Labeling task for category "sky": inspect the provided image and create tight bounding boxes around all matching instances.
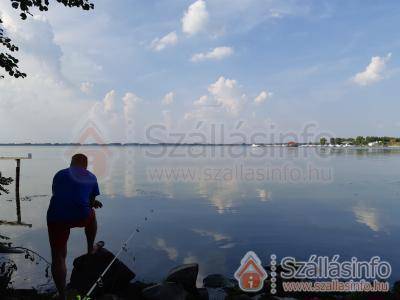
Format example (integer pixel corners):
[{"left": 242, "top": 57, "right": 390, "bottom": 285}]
[{"left": 0, "top": 0, "right": 400, "bottom": 143}]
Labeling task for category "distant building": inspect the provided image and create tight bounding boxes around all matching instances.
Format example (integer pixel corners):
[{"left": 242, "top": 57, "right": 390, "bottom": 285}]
[
  {"left": 368, "top": 141, "right": 381, "bottom": 147},
  {"left": 287, "top": 141, "right": 299, "bottom": 147}
]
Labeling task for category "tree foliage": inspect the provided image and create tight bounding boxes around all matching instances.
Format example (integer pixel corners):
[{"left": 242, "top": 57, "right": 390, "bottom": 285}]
[
  {"left": 0, "top": 0, "right": 94, "bottom": 78},
  {"left": 0, "top": 172, "right": 13, "bottom": 195},
  {"left": 326, "top": 136, "right": 400, "bottom": 146}
]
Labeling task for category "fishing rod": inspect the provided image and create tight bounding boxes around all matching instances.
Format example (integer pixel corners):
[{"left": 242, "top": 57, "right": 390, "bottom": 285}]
[{"left": 84, "top": 209, "right": 154, "bottom": 299}]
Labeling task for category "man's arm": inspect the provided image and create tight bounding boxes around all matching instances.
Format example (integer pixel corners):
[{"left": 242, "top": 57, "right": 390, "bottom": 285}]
[
  {"left": 52, "top": 172, "right": 59, "bottom": 195},
  {"left": 90, "top": 196, "right": 103, "bottom": 209},
  {"left": 90, "top": 178, "right": 102, "bottom": 209}
]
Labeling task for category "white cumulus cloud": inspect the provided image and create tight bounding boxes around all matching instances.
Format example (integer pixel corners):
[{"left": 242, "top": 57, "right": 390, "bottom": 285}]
[
  {"left": 208, "top": 76, "right": 245, "bottom": 115},
  {"left": 191, "top": 46, "right": 234, "bottom": 62},
  {"left": 103, "top": 90, "right": 116, "bottom": 113},
  {"left": 80, "top": 81, "right": 94, "bottom": 94},
  {"left": 162, "top": 91, "right": 175, "bottom": 105},
  {"left": 254, "top": 90, "right": 272, "bottom": 104},
  {"left": 123, "top": 92, "right": 141, "bottom": 121},
  {"left": 182, "top": 0, "right": 209, "bottom": 35},
  {"left": 0, "top": 6, "right": 93, "bottom": 142},
  {"left": 185, "top": 76, "right": 246, "bottom": 120},
  {"left": 352, "top": 53, "right": 392, "bottom": 86},
  {"left": 150, "top": 31, "right": 178, "bottom": 51},
  {"left": 89, "top": 91, "right": 142, "bottom": 142},
  {"left": 162, "top": 110, "right": 173, "bottom": 129}
]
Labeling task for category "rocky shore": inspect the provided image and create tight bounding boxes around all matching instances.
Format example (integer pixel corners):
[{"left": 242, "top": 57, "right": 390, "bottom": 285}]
[{"left": 2, "top": 247, "right": 400, "bottom": 300}]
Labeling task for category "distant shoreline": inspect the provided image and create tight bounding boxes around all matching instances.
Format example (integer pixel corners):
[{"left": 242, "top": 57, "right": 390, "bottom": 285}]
[{"left": 1, "top": 143, "right": 400, "bottom": 147}]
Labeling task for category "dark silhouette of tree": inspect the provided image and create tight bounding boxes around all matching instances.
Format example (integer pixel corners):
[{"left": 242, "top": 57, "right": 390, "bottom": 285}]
[{"left": 0, "top": 0, "right": 94, "bottom": 79}]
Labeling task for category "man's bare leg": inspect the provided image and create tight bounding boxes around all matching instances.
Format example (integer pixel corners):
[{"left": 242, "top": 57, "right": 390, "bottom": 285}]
[
  {"left": 51, "top": 246, "right": 67, "bottom": 300},
  {"left": 85, "top": 213, "right": 97, "bottom": 254}
]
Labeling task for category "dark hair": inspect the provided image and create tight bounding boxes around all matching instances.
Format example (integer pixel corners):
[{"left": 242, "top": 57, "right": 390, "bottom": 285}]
[{"left": 70, "top": 153, "right": 88, "bottom": 168}]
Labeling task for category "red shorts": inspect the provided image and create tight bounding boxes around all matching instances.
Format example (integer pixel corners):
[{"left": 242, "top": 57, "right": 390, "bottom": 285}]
[{"left": 48, "top": 209, "right": 96, "bottom": 251}]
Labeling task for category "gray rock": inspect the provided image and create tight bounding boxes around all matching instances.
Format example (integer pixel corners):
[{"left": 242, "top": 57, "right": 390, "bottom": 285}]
[
  {"left": 69, "top": 247, "right": 135, "bottom": 297},
  {"left": 165, "top": 263, "right": 199, "bottom": 294},
  {"left": 142, "top": 282, "right": 188, "bottom": 300},
  {"left": 203, "top": 274, "right": 236, "bottom": 289},
  {"left": 197, "top": 287, "right": 209, "bottom": 300},
  {"left": 206, "top": 288, "right": 227, "bottom": 300}
]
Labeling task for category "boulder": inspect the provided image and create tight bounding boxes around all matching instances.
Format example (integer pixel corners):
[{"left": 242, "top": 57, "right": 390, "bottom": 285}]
[
  {"left": 205, "top": 288, "right": 227, "bottom": 300},
  {"left": 197, "top": 287, "right": 209, "bottom": 300},
  {"left": 69, "top": 247, "right": 135, "bottom": 297},
  {"left": 165, "top": 263, "right": 199, "bottom": 294},
  {"left": 142, "top": 282, "right": 188, "bottom": 300},
  {"left": 118, "top": 281, "right": 154, "bottom": 299}
]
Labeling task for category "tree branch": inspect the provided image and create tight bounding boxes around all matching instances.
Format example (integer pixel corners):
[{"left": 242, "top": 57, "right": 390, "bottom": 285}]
[{"left": 0, "top": 0, "right": 94, "bottom": 78}]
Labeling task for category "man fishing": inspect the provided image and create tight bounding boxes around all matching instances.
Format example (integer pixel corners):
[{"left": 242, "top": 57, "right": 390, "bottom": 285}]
[{"left": 47, "top": 153, "right": 103, "bottom": 299}]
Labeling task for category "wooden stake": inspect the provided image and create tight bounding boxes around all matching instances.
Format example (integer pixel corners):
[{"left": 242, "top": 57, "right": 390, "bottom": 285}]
[{"left": 15, "top": 159, "right": 21, "bottom": 223}]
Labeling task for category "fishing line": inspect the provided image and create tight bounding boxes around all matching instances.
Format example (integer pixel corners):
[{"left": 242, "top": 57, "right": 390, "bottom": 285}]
[
  {"left": 14, "top": 247, "right": 51, "bottom": 266},
  {"left": 16, "top": 246, "right": 53, "bottom": 286},
  {"left": 85, "top": 209, "right": 155, "bottom": 298}
]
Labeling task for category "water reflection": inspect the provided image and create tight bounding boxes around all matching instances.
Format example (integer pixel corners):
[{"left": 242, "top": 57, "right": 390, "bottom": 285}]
[
  {"left": 1, "top": 146, "right": 400, "bottom": 288},
  {"left": 257, "top": 189, "right": 271, "bottom": 202},
  {"left": 0, "top": 157, "right": 32, "bottom": 228},
  {"left": 353, "top": 205, "right": 381, "bottom": 233},
  {"left": 155, "top": 238, "right": 178, "bottom": 261},
  {"left": 0, "top": 197, "right": 32, "bottom": 228}
]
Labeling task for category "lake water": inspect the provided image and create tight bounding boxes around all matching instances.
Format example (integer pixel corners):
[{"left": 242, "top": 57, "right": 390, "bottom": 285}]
[{"left": 1, "top": 145, "right": 400, "bottom": 289}]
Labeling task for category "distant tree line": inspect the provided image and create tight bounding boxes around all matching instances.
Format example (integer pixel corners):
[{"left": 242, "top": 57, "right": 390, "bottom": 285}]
[{"left": 319, "top": 136, "right": 400, "bottom": 146}]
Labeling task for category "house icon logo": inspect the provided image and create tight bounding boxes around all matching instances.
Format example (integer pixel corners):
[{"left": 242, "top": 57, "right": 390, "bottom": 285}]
[
  {"left": 234, "top": 251, "right": 268, "bottom": 292},
  {"left": 64, "top": 120, "right": 112, "bottom": 182}
]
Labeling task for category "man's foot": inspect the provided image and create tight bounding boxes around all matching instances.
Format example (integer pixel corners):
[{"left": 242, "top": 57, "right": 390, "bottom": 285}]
[{"left": 88, "top": 241, "right": 105, "bottom": 254}]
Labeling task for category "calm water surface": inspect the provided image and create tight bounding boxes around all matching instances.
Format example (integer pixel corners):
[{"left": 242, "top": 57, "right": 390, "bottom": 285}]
[{"left": 1, "top": 146, "right": 400, "bottom": 288}]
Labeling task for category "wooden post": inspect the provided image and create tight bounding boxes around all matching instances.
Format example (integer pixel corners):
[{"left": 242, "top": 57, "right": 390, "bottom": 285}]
[
  {"left": 0, "top": 154, "right": 32, "bottom": 227},
  {"left": 15, "top": 159, "right": 21, "bottom": 223}
]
